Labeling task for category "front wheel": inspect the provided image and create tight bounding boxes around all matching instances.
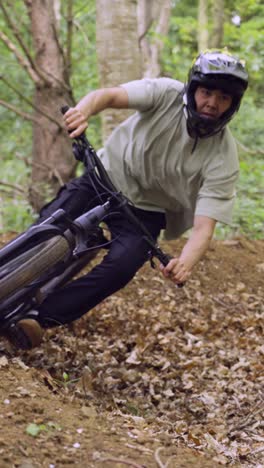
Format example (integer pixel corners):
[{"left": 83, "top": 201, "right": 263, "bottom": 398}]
[{"left": 0, "top": 235, "right": 71, "bottom": 303}]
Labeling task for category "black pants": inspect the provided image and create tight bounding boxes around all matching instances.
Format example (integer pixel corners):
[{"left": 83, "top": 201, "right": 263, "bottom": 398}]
[{"left": 36, "top": 170, "right": 166, "bottom": 328}]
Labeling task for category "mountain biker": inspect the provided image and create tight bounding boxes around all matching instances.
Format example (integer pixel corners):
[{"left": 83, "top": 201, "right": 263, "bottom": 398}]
[{"left": 3, "top": 49, "right": 248, "bottom": 350}]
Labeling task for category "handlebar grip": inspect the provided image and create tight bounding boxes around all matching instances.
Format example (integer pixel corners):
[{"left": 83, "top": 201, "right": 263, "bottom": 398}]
[
  {"left": 160, "top": 252, "right": 173, "bottom": 266},
  {"left": 161, "top": 253, "right": 185, "bottom": 289},
  {"left": 61, "top": 105, "right": 70, "bottom": 115},
  {"left": 60, "top": 105, "right": 87, "bottom": 144},
  {"left": 155, "top": 251, "right": 184, "bottom": 288}
]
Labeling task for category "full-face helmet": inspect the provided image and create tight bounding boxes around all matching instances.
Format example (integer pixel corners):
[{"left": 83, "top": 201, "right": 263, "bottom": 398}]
[{"left": 183, "top": 49, "right": 248, "bottom": 137}]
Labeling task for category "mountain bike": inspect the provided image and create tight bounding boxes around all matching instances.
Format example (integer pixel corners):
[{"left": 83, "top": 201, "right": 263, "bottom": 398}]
[{"left": 0, "top": 106, "right": 181, "bottom": 342}]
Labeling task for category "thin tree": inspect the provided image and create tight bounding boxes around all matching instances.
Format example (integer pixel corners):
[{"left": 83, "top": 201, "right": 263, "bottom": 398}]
[
  {"left": 210, "top": 0, "right": 225, "bottom": 48},
  {"left": 96, "top": 0, "right": 142, "bottom": 141},
  {"left": 197, "top": 0, "right": 209, "bottom": 52},
  {"left": 137, "top": 0, "right": 171, "bottom": 78}
]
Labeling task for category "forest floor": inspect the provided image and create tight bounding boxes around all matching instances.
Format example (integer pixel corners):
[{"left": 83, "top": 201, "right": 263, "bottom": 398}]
[{"left": 0, "top": 234, "right": 263, "bottom": 468}]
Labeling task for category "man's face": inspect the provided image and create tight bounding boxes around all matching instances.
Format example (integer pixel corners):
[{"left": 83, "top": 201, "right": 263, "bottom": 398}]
[{"left": 194, "top": 86, "right": 232, "bottom": 119}]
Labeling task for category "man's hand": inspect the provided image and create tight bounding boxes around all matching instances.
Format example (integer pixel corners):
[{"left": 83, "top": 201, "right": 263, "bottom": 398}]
[
  {"left": 63, "top": 108, "right": 88, "bottom": 138},
  {"left": 160, "top": 215, "right": 216, "bottom": 285},
  {"left": 63, "top": 87, "right": 129, "bottom": 139},
  {"left": 160, "top": 257, "right": 191, "bottom": 284}
]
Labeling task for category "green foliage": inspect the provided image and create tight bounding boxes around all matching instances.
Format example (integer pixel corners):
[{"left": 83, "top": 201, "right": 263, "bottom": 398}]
[
  {"left": 234, "top": 155, "right": 263, "bottom": 238},
  {"left": 0, "top": 0, "right": 263, "bottom": 239},
  {"left": 1, "top": 200, "right": 35, "bottom": 232},
  {"left": 26, "top": 423, "right": 45, "bottom": 437},
  {"left": 216, "top": 154, "right": 264, "bottom": 239},
  {"left": 162, "top": 1, "right": 200, "bottom": 81},
  {"left": 53, "top": 371, "right": 80, "bottom": 388},
  {"left": 230, "top": 95, "right": 264, "bottom": 149},
  {"left": 26, "top": 421, "right": 61, "bottom": 438},
  {"left": 224, "top": 3, "right": 264, "bottom": 104},
  {"left": 162, "top": 15, "right": 197, "bottom": 81},
  {"left": 0, "top": 158, "right": 36, "bottom": 231}
]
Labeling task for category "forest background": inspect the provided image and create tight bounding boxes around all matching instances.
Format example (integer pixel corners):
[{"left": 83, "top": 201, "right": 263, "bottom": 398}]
[{"left": 0, "top": 0, "right": 263, "bottom": 239}]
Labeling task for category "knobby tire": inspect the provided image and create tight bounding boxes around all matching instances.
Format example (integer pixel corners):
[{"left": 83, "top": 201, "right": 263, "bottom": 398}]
[{"left": 0, "top": 236, "right": 70, "bottom": 303}]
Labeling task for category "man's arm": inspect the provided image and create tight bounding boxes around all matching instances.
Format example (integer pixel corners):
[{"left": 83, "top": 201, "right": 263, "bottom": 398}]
[
  {"left": 64, "top": 87, "right": 129, "bottom": 138},
  {"left": 160, "top": 215, "right": 216, "bottom": 284}
]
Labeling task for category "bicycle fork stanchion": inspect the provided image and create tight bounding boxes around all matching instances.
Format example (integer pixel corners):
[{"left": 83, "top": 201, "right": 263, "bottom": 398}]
[
  {"left": 70, "top": 201, "right": 111, "bottom": 256},
  {"left": 73, "top": 201, "right": 110, "bottom": 233}
]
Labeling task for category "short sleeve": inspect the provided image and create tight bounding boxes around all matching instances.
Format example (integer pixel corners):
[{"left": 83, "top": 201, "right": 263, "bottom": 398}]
[
  {"left": 195, "top": 130, "right": 239, "bottom": 225},
  {"left": 120, "top": 78, "right": 183, "bottom": 112}
]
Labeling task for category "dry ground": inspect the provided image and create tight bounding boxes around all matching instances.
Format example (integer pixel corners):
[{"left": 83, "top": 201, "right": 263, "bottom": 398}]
[{"left": 0, "top": 235, "right": 263, "bottom": 468}]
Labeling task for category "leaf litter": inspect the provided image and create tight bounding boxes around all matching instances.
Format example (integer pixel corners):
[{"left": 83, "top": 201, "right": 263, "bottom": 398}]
[{"left": 0, "top": 236, "right": 263, "bottom": 467}]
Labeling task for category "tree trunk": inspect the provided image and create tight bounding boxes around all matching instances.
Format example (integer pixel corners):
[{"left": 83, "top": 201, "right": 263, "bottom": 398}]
[
  {"left": 29, "top": 0, "right": 75, "bottom": 211},
  {"left": 96, "top": 0, "right": 142, "bottom": 141},
  {"left": 210, "top": 0, "right": 225, "bottom": 48},
  {"left": 197, "top": 0, "right": 209, "bottom": 52},
  {"left": 137, "top": 0, "right": 171, "bottom": 78}
]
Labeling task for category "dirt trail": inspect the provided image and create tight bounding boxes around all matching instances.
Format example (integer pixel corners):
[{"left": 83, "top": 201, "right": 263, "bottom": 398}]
[{"left": 0, "top": 236, "right": 263, "bottom": 467}]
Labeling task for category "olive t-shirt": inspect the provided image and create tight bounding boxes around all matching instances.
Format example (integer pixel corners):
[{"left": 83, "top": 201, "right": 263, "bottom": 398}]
[{"left": 99, "top": 78, "right": 239, "bottom": 239}]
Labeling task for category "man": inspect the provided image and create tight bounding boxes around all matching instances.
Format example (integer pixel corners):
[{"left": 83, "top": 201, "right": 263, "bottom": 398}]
[{"left": 5, "top": 50, "right": 248, "bottom": 349}]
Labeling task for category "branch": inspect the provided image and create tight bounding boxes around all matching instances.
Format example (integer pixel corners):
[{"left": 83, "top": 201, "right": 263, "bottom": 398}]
[
  {"left": 228, "top": 402, "right": 264, "bottom": 435},
  {"left": 16, "top": 148, "right": 70, "bottom": 189},
  {"left": 0, "top": 29, "right": 69, "bottom": 95},
  {"left": 0, "top": 99, "right": 67, "bottom": 146},
  {"left": 138, "top": 1, "right": 171, "bottom": 78},
  {"left": 22, "top": 0, "right": 32, "bottom": 8},
  {"left": 1, "top": 2, "right": 72, "bottom": 93},
  {"left": 0, "top": 30, "right": 40, "bottom": 83},
  {"left": 0, "top": 1, "right": 45, "bottom": 83},
  {"left": 19, "top": 151, "right": 66, "bottom": 188},
  {"left": 50, "top": 23, "right": 73, "bottom": 96},
  {"left": 4, "top": 0, "right": 29, "bottom": 34},
  {"left": 0, "top": 1, "right": 65, "bottom": 87},
  {"left": 51, "top": 23, "right": 67, "bottom": 71},
  {"left": 154, "top": 447, "right": 175, "bottom": 468},
  {"left": 138, "top": 0, "right": 154, "bottom": 45},
  {"left": 0, "top": 181, "right": 26, "bottom": 195},
  {"left": 0, "top": 99, "right": 41, "bottom": 124},
  {"left": 31, "top": 159, "right": 65, "bottom": 187},
  {"left": 5, "top": 0, "right": 32, "bottom": 39},
  {"left": 72, "top": 19, "right": 90, "bottom": 47},
  {"left": 0, "top": 76, "right": 64, "bottom": 130},
  {"left": 236, "top": 139, "right": 264, "bottom": 155},
  {"left": 66, "top": 0, "right": 74, "bottom": 78}
]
